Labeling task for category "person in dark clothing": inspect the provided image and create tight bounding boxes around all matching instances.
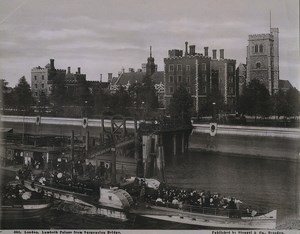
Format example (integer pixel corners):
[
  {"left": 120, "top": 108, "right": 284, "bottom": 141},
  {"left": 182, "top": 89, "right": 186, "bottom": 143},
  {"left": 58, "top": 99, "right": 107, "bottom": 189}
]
[{"left": 228, "top": 197, "right": 237, "bottom": 218}]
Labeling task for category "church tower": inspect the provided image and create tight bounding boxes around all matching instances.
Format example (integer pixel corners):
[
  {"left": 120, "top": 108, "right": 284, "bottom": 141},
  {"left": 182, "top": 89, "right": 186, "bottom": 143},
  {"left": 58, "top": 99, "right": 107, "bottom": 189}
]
[
  {"left": 146, "top": 46, "right": 156, "bottom": 77},
  {"left": 246, "top": 25, "right": 279, "bottom": 95}
]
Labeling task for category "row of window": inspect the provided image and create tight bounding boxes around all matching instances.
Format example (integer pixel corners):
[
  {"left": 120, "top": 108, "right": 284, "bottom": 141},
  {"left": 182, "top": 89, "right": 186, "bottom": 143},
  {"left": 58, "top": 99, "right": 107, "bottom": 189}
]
[
  {"left": 168, "top": 63, "right": 207, "bottom": 72},
  {"left": 168, "top": 86, "right": 235, "bottom": 95},
  {"left": 34, "top": 75, "right": 45, "bottom": 80},
  {"left": 168, "top": 86, "right": 207, "bottom": 94},
  {"left": 169, "top": 74, "right": 208, "bottom": 83},
  {"left": 253, "top": 44, "right": 264, "bottom": 53},
  {"left": 34, "top": 84, "right": 45, "bottom": 89}
]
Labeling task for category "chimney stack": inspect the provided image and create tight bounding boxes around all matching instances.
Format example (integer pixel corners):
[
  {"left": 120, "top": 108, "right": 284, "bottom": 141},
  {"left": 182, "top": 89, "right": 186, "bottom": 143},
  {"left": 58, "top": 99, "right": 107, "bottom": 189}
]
[
  {"left": 189, "top": 45, "right": 196, "bottom": 55},
  {"left": 100, "top": 74, "right": 102, "bottom": 82},
  {"left": 185, "top": 41, "right": 188, "bottom": 56},
  {"left": 212, "top": 49, "right": 217, "bottom": 59},
  {"left": 220, "top": 49, "right": 224, "bottom": 59},
  {"left": 50, "top": 59, "right": 55, "bottom": 70},
  {"left": 204, "top": 47, "right": 209, "bottom": 57},
  {"left": 108, "top": 73, "right": 113, "bottom": 83},
  {"left": 77, "top": 67, "right": 81, "bottom": 74},
  {"left": 68, "top": 67, "right": 71, "bottom": 74}
]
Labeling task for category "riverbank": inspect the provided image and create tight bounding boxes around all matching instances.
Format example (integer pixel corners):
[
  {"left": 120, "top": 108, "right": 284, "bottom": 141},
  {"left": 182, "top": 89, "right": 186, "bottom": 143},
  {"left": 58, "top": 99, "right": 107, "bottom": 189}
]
[
  {"left": 189, "top": 148, "right": 300, "bottom": 163},
  {"left": 189, "top": 132, "right": 299, "bottom": 162}
]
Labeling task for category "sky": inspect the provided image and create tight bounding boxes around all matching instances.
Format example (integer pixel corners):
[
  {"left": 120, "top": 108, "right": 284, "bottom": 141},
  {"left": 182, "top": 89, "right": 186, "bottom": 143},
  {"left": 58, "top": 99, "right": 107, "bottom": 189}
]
[{"left": 0, "top": 0, "right": 299, "bottom": 88}]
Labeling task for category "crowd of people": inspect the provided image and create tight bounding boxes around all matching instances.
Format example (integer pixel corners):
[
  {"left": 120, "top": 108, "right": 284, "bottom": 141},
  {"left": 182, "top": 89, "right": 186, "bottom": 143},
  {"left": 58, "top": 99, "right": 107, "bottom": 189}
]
[
  {"left": 121, "top": 179, "right": 259, "bottom": 217},
  {"left": 146, "top": 186, "right": 241, "bottom": 210},
  {"left": 1, "top": 181, "right": 45, "bottom": 204},
  {"left": 12, "top": 166, "right": 258, "bottom": 217}
]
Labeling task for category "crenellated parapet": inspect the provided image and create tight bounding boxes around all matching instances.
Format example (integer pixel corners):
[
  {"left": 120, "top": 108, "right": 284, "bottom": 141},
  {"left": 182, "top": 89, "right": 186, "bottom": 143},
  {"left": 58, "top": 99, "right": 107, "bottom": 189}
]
[
  {"left": 32, "top": 66, "right": 48, "bottom": 71},
  {"left": 249, "top": 34, "right": 273, "bottom": 40},
  {"left": 164, "top": 54, "right": 210, "bottom": 61}
]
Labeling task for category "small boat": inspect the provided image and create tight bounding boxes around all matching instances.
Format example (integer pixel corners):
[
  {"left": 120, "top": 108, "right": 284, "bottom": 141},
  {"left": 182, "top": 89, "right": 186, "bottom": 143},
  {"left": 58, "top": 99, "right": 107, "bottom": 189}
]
[{"left": 1, "top": 181, "right": 52, "bottom": 221}]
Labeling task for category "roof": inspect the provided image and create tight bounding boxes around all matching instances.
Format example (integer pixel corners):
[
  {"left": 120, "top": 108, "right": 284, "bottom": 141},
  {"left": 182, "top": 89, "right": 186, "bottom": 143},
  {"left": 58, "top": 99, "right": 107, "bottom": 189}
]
[
  {"left": 112, "top": 71, "right": 164, "bottom": 86},
  {"left": 279, "top": 80, "right": 293, "bottom": 90},
  {"left": 87, "top": 81, "right": 110, "bottom": 89}
]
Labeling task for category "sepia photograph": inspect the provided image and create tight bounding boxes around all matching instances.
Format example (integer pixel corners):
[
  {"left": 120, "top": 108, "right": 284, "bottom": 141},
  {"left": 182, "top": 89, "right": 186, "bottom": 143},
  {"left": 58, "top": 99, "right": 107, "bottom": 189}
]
[{"left": 0, "top": 0, "right": 299, "bottom": 232}]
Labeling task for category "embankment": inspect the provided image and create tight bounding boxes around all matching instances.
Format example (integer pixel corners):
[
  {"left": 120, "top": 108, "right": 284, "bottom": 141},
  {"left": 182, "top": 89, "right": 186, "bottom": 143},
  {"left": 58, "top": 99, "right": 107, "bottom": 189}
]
[{"left": 190, "top": 124, "right": 300, "bottom": 162}]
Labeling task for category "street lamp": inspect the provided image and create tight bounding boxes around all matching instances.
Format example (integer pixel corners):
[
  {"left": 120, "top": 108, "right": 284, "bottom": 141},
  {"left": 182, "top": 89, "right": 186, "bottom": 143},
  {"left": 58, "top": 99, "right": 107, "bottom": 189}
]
[
  {"left": 141, "top": 101, "right": 145, "bottom": 121},
  {"left": 212, "top": 102, "right": 216, "bottom": 121},
  {"left": 84, "top": 100, "right": 88, "bottom": 117}
]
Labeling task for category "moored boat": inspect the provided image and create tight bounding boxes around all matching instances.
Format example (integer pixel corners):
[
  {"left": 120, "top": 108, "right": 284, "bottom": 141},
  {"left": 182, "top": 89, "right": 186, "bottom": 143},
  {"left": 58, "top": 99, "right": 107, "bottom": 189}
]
[
  {"left": 23, "top": 180, "right": 134, "bottom": 221},
  {"left": 1, "top": 181, "right": 52, "bottom": 221},
  {"left": 130, "top": 203, "right": 277, "bottom": 229}
]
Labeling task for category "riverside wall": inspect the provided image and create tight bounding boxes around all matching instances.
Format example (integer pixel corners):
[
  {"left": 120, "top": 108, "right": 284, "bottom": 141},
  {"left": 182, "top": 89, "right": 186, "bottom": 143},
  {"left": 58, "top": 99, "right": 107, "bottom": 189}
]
[{"left": 1, "top": 115, "right": 299, "bottom": 162}]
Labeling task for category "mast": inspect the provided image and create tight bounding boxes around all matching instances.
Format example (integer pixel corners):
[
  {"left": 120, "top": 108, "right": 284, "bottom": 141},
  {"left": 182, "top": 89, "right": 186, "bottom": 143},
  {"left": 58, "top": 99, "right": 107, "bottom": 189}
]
[{"left": 270, "top": 10, "right": 272, "bottom": 32}]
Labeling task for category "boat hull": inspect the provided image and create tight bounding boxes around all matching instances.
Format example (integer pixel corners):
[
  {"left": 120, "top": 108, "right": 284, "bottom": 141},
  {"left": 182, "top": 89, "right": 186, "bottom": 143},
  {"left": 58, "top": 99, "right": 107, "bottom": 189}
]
[
  {"left": 23, "top": 181, "right": 129, "bottom": 221},
  {"left": 131, "top": 206, "right": 277, "bottom": 229},
  {"left": 0, "top": 203, "right": 51, "bottom": 221}
]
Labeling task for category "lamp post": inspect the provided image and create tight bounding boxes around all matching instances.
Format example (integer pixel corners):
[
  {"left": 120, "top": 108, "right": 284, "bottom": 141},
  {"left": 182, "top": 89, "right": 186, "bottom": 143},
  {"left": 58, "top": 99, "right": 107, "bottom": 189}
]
[
  {"left": 141, "top": 101, "right": 145, "bottom": 121},
  {"left": 212, "top": 102, "right": 216, "bottom": 121},
  {"left": 84, "top": 100, "right": 88, "bottom": 117}
]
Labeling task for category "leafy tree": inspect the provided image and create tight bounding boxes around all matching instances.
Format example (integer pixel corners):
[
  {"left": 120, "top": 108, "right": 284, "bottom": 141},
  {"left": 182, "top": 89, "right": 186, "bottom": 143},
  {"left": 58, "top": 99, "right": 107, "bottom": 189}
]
[
  {"left": 37, "top": 91, "right": 50, "bottom": 114},
  {"left": 92, "top": 85, "right": 109, "bottom": 115},
  {"left": 272, "top": 89, "right": 289, "bottom": 119},
  {"left": 109, "top": 86, "right": 131, "bottom": 115},
  {"left": 238, "top": 79, "right": 272, "bottom": 120},
  {"left": 168, "top": 85, "right": 193, "bottom": 124},
  {"left": 74, "top": 78, "right": 93, "bottom": 106},
  {"left": 128, "top": 76, "right": 158, "bottom": 118},
  {"left": 0, "top": 79, "right": 15, "bottom": 109},
  {"left": 50, "top": 72, "right": 67, "bottom": 109},
  {"left": 286, "top": 87, "right": 300, "bottom": 117},
  {"left": 200, "top": 90, "right": 225, "bottom": 117},
  {"left": 14, "top": 76, "right": 33, "bottom": 112}
]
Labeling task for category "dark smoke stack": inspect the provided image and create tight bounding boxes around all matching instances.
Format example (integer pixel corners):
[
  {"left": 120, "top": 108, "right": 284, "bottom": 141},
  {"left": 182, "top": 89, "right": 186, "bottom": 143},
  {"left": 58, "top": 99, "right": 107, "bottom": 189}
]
[
  {"left": 100, "top": 74, "right": 102, "bottom": 82},
  {"left": 185, "top": 41, "right": 188, "bottom": 56},
  {"left": 68, "top": 67, "right": 71, "bottom": 74},
  {"left": 50, "top": 59, "right": 55, "bottom": 70},
  {"left": 204, "top": 47, "right": 209, "bottom": 57},
  {"left": 77, "top": 67, "right": 81, "bottom": 74},
  {"left": 220, "top": 49, "right": 224, "bottom": 59},
  {"left": 189, "top": 45, "right": 196, "bottom": 55},
  {"left": 212, "top": 49, "right": 217, "bottom": 59}
]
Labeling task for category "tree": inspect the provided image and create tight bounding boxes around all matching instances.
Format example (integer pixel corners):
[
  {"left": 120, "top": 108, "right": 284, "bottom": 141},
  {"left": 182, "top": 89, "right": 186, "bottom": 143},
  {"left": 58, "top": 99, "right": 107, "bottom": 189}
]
[
  {"left": 14, "top": 76, "right": 33, "bottom": 112},
  {"left": 168, "top": 85, "right": 193, "bottom": 124},
  {"left": 50, "top": 72, "right": 67, "bottom": 114},
  {"left": 37, "top": 91, "right": 50, "bottom": 114},
  {"left": 128, "top": 76, "right": 159, "bottom": 118},
  {"left": 272, "top": 89, "right": 289, "bottom": 119},
  {"left": 286, "top": 87, "right": 300, "bottom": 118},
  {"left": 109, "top": 86, "right": 131, "bottom": 115},
  {"left": 200, "top": 90, "right": 225, "bottom": 117},
  {"left": 92, "top": 85, "right": 109, "bottom": 115},
  {"left": 1, "top": 79, "right": 15, "bottom": 109},
  {"left": 238, "top": 79, "right": 272, "bottom": 120}
]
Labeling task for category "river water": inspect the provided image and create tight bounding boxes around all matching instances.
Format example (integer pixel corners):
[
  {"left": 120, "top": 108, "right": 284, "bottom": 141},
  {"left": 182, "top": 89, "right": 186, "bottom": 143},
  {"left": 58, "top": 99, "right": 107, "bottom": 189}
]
[{"left": 1, "top": 151, "right": 299, "bottom": 229}]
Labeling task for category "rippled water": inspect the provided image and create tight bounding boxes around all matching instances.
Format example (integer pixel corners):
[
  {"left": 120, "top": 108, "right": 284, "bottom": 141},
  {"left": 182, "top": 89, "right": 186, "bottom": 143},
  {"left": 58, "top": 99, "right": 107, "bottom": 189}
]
[{"left": 1, "top": 151, "right": 299, "bottom": 229}]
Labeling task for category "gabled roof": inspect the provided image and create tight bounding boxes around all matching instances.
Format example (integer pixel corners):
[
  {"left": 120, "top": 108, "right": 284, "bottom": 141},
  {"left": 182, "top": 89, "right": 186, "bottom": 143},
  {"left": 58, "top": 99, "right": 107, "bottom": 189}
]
[
  {"left": 112, "top": 71, "right": 164, "bottom": 86},
  {"left": 279, "top": 80, "right": 293, "bottom": 90}
]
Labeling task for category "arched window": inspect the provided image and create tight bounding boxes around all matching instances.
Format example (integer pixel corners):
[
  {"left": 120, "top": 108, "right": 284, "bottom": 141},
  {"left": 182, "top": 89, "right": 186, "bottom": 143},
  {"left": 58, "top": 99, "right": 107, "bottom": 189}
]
[
  {"left": 255, "top": 44, "right": 258, "bottom": 53},
  {"left": 256, "top": 62, "right": 261, "bottom": 69},
  {"left": 259, "top": 44, "right": 263, "bottom": 53}
]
